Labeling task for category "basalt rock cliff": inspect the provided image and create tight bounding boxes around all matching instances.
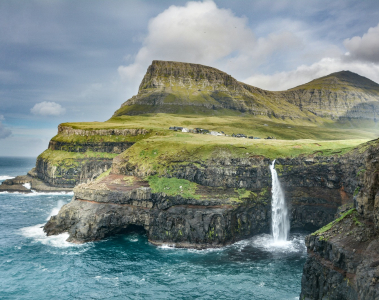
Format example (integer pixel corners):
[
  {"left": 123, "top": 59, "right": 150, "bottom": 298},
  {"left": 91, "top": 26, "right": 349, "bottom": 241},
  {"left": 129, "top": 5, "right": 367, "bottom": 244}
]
[
  {"left": 300, "top": 139, "right": 379, "bottom": 300},
  {"left": 44, "top": 142, "right": 365, "bottom": 247}
]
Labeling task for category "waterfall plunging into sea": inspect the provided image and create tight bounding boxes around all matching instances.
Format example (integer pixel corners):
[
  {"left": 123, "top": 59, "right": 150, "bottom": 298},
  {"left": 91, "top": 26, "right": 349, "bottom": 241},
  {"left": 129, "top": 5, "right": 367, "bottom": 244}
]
[{"left": 270, "top": 159, "right": 290, "bottom": 242}]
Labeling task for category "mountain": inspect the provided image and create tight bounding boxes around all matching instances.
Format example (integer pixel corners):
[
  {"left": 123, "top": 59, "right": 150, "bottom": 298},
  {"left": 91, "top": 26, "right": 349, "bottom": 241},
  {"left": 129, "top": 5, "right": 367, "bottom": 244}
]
[
  {"left": 281, "top": 70, "right": 379, "bottom": 120},
  {"left": 113, "top": 61, "right": 379, "bottom": 121},
  {"left": 112, "top": 60, "right": 310, "bottom": 119}
]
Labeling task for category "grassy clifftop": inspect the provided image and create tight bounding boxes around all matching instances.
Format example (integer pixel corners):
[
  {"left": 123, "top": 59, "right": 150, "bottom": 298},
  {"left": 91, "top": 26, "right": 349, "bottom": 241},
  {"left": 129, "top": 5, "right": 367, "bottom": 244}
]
[
  {"left": 112, "top": 132, "right": 366, "bottom": 177},
  {"left": 62, "top": 113, "right": 378, "bottom": 140}
]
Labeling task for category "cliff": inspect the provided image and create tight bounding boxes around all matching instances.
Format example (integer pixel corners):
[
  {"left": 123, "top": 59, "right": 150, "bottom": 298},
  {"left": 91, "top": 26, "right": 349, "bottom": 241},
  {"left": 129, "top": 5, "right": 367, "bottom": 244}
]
[
  {"left": 300, "top": 139, "right": 379, "bottom": 300},
  {"left": 44, "top": 136, "right": 367, "bottom": 247}
]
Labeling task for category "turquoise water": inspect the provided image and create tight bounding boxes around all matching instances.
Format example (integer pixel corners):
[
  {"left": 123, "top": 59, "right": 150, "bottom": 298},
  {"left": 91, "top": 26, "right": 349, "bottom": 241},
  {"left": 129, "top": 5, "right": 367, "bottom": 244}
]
[{"left": 0, "top": 157, "right": 307, "bottom": 299}]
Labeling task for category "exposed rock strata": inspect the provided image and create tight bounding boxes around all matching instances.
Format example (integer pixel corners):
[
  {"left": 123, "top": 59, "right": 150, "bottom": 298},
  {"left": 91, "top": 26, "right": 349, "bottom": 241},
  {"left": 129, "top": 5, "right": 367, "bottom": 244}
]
[
  {"left": 44, "top": 144, "right": 367, "bottom": 247},
  {"left": 0, "top": 174, "right": 72, "bottom": 193},
  {"left": 27, "top": 126, "right": 150, "bottom": 189},
  {"left": 48, "top": 140, "right": 134, "bottom": 154},
  {"left": 35, "top": 157, "right": 113, "bottom": 188},
  {"left": 57, "top": 125, "right": 148, "bottom": 136},
  {"left": 300, "top": 139, "right": 379, "bottom": 299},
  {"left": 114, "top": 61, "right": 379, "bottom": 121},
  {"left": 44, "top": 174, "right": 270, "bottom": 247},
  {"left": 111, "top": 148, "right": 365, "bottom": 232},
  {"left": 282, "top": 70, "right": 379, "bottom": 120},
  {"left": 300, "top": 212, "right": 379, "bottom": 300}
]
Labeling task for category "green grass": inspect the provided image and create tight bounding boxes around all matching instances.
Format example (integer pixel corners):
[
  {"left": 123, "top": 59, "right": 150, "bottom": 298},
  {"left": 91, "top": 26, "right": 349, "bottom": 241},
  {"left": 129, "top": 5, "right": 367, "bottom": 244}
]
[
  {"left": 235, "top": 188, "right": 252, "bottom": 199},
  {"left": 229, "top": 188, "right": 253, "bottom": 202},
  {"left": 95, "top": 169, "right": 111, "bottom": 182},
  {"left": 38, "top": 149, "right": 118, "bottom": 166},
  {"left": 312, "top": 208, "right": 356, "bottom": 236},
  {"left": 147, "top": 175, "right": 200, "bottom": 199},
  {"left": 69, "top": 113, "right": 377, "bottom": 140},
  {"left": 117, "top": 134, "right": 367, "bottom": 177},
  {"left": 51, "top": 131, "right": 154, "bottom": 144}
]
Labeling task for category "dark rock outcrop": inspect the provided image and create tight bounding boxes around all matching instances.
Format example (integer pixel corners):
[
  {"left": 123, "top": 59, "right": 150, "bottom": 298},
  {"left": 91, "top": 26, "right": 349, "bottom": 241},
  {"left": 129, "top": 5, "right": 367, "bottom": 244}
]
[
  {"left": 44, "top": 175, "right": 271, "bottom": 247},
  {"left": 44, "top": 142, "right": 368, "bottom": 247},
  {"left": 0, "top": 174, "right": 72, "bottom": 193},
  {"left": 300, "top": 139, "right": 379, "bottom": 299},
  {"left": 35, "top": 156, "right": 113, "bottom": 188},
  {"left": 300, "top": 212, "right": 379, "bottom": 300}
]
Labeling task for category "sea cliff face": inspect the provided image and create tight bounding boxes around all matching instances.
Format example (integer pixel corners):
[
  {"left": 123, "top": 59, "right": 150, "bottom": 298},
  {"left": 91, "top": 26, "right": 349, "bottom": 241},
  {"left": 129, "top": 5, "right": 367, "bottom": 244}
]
[
  {"left": 33, "top": 126, "right": 150, "bottom": 188},
  {"left": 44, "top": 174, "right": 271, "bottom": 247},
  {"left": 300, "top": 139, "right": 379, "bottom": 300},
  {"left": 44, "top": 143, "right": 366, "bottom": 247}
]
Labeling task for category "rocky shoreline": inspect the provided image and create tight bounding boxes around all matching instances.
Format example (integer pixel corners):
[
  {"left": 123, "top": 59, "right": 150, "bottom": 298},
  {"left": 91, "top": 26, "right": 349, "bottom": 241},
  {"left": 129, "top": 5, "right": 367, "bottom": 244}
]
[
  {"left": 42, "top": 146, "right": 363, "bottom": 247},
  {"left": 0, "top": 171, "right": 72, "bottom": 193}
]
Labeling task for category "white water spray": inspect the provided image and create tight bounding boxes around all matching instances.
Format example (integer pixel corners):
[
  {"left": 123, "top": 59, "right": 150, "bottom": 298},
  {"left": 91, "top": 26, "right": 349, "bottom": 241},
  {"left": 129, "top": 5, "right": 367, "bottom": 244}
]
[{"left": 270, "top": 160, "right": 290, "bottom": 241}]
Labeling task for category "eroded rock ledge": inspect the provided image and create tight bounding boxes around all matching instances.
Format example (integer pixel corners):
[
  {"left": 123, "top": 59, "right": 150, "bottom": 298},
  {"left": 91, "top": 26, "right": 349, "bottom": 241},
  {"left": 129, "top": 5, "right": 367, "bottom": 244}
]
[
  {"left": 44, "top": 143, "right": 365, "bottom": 248},
  {"left": 44, "top": 174, "right": 270, "bottom": 248},
  {"left": 300, "top": 139, "right": 379, "bottom": 299},
  {"left": 300, "top": 210, "right": 379, "bottom": 300}
]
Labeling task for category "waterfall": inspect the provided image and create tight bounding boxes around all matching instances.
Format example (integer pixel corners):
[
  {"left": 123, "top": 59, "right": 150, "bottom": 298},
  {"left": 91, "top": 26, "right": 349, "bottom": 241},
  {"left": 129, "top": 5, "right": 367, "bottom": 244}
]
[{"left": 270, "top": 159, "right": 290, "bottom": 241}]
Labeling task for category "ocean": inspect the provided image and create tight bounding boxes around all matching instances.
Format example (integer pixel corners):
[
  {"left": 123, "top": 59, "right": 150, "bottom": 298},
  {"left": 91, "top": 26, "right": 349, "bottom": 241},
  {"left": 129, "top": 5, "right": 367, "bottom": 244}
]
[{"left": 0, "top": 157, "right": 308, "bottom": 299}]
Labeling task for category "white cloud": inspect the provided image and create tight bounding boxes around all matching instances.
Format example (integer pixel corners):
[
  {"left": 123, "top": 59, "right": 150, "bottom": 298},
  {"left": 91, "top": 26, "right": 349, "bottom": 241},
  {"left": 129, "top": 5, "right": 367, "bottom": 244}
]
[
  {"left": 0, "top": 122, "right": 11, "bottom": 139},
  {"left": 0, "top": 115, "right": 4, "bottom": 121},
  {"left": 117, "top": 1, "right": 379, "bottom": 94},
  {"left": 245, "top": 57, "right": 379, "bottom": 91},
  {"left": 31, "top": 101, "right": 66, "bottom": 116},
  {"left": 344, "top": 23, "right": 379, "bottom": 63},
  {"left": 245, "top": 23, "right": 379, "bottom": 91},
  {"left": 118, "top": 0, "right": 301, "bottom": 94}
]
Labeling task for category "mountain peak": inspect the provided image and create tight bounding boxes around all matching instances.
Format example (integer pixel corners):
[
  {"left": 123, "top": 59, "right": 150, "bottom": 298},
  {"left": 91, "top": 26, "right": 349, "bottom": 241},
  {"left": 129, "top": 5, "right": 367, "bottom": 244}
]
[
  {"left": 290, "top": 70, "right": 379, "bottom": 92},
  {"left": 138, "top": 60, "right": 239, "bottom": 92}
]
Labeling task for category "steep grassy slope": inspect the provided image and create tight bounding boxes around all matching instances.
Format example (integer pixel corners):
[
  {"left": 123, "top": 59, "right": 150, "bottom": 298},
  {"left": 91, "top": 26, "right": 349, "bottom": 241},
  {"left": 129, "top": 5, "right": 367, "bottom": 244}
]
[
  {"left": 113, "top": 60, "right": 313, "bottom": 119},
  {"left": 113, "top": 61, "right": 379, "bottom": 124}
]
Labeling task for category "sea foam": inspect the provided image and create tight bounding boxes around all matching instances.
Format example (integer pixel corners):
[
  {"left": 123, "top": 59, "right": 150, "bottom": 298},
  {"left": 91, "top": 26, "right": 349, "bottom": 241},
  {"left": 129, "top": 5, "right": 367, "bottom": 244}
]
[
  {"left": 19, "top": 200, "right": 75, "bottom": 248},
  {"left": 0, "top": 175, "right": 15, "bottom": 181}
]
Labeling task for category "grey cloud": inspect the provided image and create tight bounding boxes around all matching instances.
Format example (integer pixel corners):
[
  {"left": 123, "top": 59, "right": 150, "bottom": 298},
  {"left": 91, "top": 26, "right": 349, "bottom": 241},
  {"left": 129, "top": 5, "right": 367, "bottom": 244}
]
[
  {"left": 244, "top": 57, "right": 379, "bottom": 91},
  {"left": 344, "top": 23, "right": 379, "bottom": 63}
]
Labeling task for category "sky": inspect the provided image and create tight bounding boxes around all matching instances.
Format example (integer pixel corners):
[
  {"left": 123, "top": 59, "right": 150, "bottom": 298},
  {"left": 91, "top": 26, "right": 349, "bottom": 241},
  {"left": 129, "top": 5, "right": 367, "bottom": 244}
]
[{"left": 0, "top": 0, "right": 379, "bottom": 157}]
